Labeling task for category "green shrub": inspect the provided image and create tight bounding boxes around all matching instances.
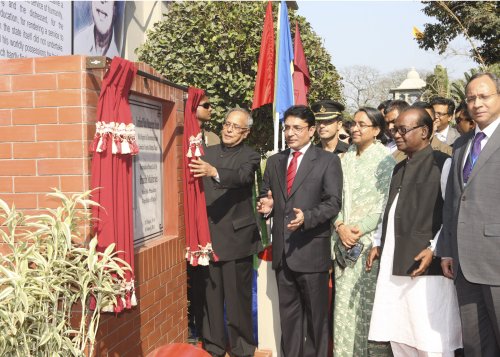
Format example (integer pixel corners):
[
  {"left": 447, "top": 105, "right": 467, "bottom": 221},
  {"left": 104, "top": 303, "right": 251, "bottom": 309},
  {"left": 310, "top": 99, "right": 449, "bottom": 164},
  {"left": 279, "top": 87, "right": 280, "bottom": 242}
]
[{"left": 0, "top": 191, "right": 130, "bottom": 356}]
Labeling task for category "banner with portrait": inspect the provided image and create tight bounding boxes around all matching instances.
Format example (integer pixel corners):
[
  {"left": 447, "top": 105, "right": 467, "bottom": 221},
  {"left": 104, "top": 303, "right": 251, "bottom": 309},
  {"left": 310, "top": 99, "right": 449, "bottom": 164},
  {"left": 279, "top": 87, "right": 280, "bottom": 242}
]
[{"left": 73, "top": 1, "right": 125, "bottom": 58}]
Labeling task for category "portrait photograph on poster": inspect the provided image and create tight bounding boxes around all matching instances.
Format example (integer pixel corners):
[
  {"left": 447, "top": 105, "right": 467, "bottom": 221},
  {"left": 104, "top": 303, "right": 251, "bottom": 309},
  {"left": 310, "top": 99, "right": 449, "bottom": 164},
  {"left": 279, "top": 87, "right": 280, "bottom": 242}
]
[{"left": 73, "top": 1, "right": 125, "bottom": 58}]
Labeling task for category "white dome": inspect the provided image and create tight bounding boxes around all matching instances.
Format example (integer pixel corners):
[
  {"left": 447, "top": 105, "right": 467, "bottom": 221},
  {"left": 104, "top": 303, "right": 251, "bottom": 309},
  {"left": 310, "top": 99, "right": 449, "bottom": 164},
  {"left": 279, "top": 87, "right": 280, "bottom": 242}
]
[{"left": 393, "top": 67, "right": 426, "bottom": 90}]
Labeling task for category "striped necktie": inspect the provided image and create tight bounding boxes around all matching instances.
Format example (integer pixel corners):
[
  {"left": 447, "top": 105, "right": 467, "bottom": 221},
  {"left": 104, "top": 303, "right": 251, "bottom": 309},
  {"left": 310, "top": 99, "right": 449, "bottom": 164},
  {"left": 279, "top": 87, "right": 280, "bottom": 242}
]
[
  {"left": 287, "top": 151, "right": 302, "bottom": 195},
  {"left": 463, "top": 131, "right": 486, "bottom": 184}
]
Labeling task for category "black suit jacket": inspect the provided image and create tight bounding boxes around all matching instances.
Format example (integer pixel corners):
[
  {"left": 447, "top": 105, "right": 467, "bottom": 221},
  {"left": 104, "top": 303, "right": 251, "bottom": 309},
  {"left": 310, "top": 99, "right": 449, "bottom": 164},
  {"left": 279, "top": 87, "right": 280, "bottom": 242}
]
[
  {"left": 261, "top": 145, "right": 343, "bottom": 272},
  {"left": 202, "top": 143, "right": 263, "bottom": 261},
  {"left": 315, "top": 140, "right": 349, "bottom": 154}
]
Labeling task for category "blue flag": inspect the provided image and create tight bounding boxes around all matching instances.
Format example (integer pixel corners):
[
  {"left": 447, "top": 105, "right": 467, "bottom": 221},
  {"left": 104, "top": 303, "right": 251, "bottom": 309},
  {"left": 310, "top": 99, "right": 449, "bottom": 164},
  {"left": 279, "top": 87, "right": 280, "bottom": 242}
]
[{"left": 275, "top": 1, "right": 294, "bottom": 121}]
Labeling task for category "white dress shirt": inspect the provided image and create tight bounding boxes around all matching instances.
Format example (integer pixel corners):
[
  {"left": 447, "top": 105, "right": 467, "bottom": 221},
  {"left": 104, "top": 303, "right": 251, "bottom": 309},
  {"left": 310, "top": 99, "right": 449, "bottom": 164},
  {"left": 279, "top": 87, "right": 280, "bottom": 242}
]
[
  {"left": 462, "top": 117, "right": 500, "bottom": 170},
  {"left": 435, "top": 125, "right": 450, "bottom": 143},
  {"left": 287, "top": 142, "right": 311, "bottom": 171}
]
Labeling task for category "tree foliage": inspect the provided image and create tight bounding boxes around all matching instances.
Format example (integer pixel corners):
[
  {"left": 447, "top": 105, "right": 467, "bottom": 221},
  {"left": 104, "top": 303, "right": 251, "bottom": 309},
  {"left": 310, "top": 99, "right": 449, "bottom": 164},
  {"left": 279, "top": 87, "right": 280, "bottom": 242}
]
[
  {"left": 341, "top": 66, "right": 429, "bottom": 113},
  {"left": 136, "top": 2, "right": 342, "bottom": 154},
  {"left": 422, "top": 65, "right": 450, "bottom": 100},
  {"left": 417, "top": 1, "right": 500, "bottom": 66},
  {"left": 450, "top": 63, "right": 500, "bottom": 103}
]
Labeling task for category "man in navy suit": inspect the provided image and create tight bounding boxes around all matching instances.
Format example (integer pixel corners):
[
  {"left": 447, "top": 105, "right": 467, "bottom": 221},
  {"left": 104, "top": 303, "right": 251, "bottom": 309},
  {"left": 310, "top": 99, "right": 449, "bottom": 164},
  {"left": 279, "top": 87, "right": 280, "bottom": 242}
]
[{"left": 257, "top": 105, "right": 342, "bottom": 357}]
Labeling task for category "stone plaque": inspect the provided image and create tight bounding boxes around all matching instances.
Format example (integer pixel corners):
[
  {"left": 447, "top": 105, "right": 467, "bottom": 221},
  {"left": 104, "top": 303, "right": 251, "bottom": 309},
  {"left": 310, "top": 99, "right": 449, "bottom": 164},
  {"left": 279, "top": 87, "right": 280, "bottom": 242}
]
[{"left": 130, "top": 95, "right": 163, "bottom": 245}]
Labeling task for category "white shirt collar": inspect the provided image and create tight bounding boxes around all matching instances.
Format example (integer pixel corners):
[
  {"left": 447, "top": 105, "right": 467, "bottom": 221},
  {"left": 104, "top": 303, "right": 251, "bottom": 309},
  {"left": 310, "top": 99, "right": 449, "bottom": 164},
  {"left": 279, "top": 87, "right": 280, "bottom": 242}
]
[
  {"left": 290, "top": 141, "right": 312, "bottom": 156},
  {"left": 436, "top": 124, "right": 450, "bottom": 139},
  {"left": 475, "top": 116, "right": 500, "bottom": 138}
]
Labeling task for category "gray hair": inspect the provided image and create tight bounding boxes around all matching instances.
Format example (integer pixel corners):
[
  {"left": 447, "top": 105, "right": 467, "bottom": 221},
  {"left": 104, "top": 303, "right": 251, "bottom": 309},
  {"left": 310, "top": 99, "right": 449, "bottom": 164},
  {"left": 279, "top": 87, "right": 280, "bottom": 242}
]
[
  {"left": 224, "top": 107, "right": 253, "bottom": 128},
  {"left": 466, "top": 72, "right": 500, "bottom": 93}
]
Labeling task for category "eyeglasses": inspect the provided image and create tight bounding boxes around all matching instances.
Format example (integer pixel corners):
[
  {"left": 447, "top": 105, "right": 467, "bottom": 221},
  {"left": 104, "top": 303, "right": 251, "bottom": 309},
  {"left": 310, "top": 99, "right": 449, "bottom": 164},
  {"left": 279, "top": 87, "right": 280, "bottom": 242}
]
[
  {"left": 434, "top": 111, "right": 450, "bottom": 118},
  {"left": 282, "top": 125, "right": 310, "bottom": 134},
  {"left": 350, "top": 122, "right": 374, "bottom": 131},
  {"left": 223, "top": 121, "right": 248, "bottom": 132},
  {"left": 339, "top": 133, "right": 350, "bottom": 140},
  {"left": 465, "top": 93, "right": 498, "bottom": 105},
  {"left": 389, "top": 125, "right": 424, "bottom": 136},
  {"left": 198, "top": 102, "right": 211, "bottom": 109}
]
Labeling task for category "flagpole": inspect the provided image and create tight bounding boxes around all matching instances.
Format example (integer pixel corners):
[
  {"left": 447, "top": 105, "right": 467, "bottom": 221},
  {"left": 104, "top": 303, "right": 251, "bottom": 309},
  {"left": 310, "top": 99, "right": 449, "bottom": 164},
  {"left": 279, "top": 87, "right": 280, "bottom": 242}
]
[{"left": 272, "top": 2, "right": 282, "bottom": 154}]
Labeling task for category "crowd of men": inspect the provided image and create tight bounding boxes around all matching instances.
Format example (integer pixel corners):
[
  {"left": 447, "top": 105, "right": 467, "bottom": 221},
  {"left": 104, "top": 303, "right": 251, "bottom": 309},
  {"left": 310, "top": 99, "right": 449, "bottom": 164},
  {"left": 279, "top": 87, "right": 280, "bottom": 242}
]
[{"left": 187, "top": 72, "right": 500, "bottom": 357}]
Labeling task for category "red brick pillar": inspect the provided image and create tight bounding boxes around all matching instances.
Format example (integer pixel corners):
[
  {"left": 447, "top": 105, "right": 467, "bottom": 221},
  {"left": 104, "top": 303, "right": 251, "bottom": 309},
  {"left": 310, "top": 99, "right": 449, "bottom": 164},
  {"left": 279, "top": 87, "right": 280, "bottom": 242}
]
[{"left": 0, "top": 55, "right": 188, "bottom": 356}]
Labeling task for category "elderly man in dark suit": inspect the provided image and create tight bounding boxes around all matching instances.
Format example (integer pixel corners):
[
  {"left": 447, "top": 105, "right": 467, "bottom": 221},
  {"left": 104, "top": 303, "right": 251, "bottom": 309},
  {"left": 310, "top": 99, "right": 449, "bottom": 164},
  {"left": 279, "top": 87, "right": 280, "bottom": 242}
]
[
  {"left": 189, "top": 108, "right": 262, "bottom": 357},
  {"left": 257, "top": 105, "right": 343, "bottom": 357},
  {"left": 437, "top": 72, "right": 500, "bottom": 356}
]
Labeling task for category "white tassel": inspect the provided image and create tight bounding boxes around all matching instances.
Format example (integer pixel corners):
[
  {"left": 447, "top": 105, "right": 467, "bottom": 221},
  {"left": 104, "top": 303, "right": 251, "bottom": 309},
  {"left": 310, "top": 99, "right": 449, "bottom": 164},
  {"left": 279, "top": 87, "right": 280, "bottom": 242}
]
[
  {"left": 121, "top": 141, "right": 131, "bottom": 154},
  {"left": 102, "top": 304, "right": 114, "bottom": 313},
  {"left": 96, "top": 137, "right": 104, "bottom": 153},
  {"left": 112, "top": 140, "right": 118, "bottom": 154},
  {"left": 186, "top": 147, "right": 192, "bottom": 158},
  {"left": 130, "top": 292, "right": 137, "bottom": 306},
  {"left": 198, "top": 254, "right": 209, "bottom": 266},
  {"left": 194, "top": 145, "right": 201, "bottom": 157}
]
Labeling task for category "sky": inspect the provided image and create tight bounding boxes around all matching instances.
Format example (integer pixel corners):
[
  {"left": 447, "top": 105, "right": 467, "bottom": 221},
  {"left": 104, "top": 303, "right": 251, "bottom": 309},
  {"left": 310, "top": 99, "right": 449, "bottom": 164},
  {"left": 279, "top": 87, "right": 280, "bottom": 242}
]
[{"left": 296, "top": 1, "right": 479, "bottom": 80}]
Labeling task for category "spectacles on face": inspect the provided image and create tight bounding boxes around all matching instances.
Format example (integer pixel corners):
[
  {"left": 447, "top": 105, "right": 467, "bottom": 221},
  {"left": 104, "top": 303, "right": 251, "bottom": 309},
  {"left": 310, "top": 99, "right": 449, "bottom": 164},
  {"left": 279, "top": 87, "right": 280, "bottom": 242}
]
[
  {"left": 389, "top": 125, "right": 424, "bottom": 136},
  {"left": 198, "top": 102, "right": 211, "bottom": 109},
  {"left": 339, "top": 133, "right": 350, "bottom": 140},
  {"left": 465, "top": 92, "right": 498, "bottom": 105},
  {"left": 350, "top": 122, "right": 374, "bottom": 131},
  {"left": 434, "top": 111, "right": 449, "bottom": 118},
  {"left": 223, "top": 121, "right": 248, "bottom": 132},
  {"left": 282, "top": 125, "right": 310, "bottom": 134}
]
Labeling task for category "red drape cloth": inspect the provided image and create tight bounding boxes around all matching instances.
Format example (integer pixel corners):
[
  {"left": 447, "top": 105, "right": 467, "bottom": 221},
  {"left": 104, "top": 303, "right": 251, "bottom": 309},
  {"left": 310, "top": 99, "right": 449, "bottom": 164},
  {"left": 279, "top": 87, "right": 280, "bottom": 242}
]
[
  {"left": 90, "top": 57, "right": 138, "bottom": 313},
  {"left": 293, "top": 22, "right": 310, "bottom": 106},
  {"left": 183, "top": 87, "right": 216, "bottom": 266},
  {"left": 252, "top": 1, "right": 276, "bottom": 110}
]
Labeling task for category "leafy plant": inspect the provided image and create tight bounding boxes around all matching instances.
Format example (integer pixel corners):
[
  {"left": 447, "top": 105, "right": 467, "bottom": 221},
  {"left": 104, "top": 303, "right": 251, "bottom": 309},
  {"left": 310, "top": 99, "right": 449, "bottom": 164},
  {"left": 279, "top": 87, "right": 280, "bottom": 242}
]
[
  {"left": 136, "top": 1, "right": 343, "bottom": 155},
  {"left": 0, "top": 191, "right": 130, "bottom": 357},
  {"left": 421, "top": 65, "right": 450, "bottom": 100},
  {"left": 417, "top": 1, "right": 499, "bottom": 66}
]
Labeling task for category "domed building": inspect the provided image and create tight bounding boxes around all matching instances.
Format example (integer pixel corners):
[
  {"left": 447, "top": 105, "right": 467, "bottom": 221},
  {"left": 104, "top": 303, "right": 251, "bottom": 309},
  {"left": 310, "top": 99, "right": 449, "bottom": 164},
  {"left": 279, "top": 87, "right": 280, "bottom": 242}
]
[{"left": 390, "top": 67, "right": 426, "bottom": 104}]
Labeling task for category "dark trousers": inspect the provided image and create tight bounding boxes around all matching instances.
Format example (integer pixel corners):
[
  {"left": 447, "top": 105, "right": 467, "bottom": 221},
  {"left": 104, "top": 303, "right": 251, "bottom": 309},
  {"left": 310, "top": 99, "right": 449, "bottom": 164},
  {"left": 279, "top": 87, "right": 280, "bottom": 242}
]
[
  {"left": 276, "top": 256, "right": 329, "bottom": 357},
  {"left": 202, "top": 256, "right": 256, "bottom": 357},
  {"left": 187, "top": 264, "right": 206, "bottom": 339},
  {"left": 456, "top": 268, "right": 500, "bottom": 357}
]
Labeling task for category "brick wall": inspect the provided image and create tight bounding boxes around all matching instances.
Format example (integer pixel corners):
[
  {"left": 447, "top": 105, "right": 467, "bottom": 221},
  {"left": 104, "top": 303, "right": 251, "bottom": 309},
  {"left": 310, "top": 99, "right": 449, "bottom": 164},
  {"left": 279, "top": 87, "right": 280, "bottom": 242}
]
[{"left": 0, "top": 56, "right": 187, "bottom": 356}]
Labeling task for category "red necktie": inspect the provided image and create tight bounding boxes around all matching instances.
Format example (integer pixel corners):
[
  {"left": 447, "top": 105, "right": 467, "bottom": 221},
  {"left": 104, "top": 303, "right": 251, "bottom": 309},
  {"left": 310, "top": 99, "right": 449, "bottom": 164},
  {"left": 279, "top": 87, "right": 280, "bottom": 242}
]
[{"left": 287, "top": 151, "right": 302, "bottom": 195}]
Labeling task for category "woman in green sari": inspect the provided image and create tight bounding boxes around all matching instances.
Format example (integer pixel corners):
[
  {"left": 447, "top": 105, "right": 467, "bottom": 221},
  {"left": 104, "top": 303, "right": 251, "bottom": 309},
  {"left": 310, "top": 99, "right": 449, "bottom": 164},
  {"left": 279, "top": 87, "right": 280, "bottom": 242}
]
[{"left": 332, "top": 107, "right": 395, "bottom": 357}]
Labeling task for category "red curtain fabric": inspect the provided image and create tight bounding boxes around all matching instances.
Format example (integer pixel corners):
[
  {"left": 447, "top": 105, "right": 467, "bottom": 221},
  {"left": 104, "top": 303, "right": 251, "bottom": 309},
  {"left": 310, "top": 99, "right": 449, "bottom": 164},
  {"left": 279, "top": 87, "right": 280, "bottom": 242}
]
[
  {"left": 183, "top": 87, "right": 216, "bottom": 265},
  {"left": 293, "top": 22, "right": 310, "bottom": 106},
  {"left": 252, "top": 1, "right": 276, "bottom": 110},
  {"left": 90, "top": 57, "right": 138, "bottom": 313}
]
